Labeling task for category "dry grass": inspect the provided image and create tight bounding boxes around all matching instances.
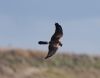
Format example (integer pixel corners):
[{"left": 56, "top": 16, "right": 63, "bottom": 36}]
[{"left": 0, "top": 48, "right": 100, "bottom": 78}]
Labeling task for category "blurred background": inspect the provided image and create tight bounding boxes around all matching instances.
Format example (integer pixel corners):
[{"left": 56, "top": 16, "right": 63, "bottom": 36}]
[
  {"left": 0, "top": 0, "right": 100, "bottom": 54},
  {"left": 0, "top": 0, "right": 100, "bottom": 78}
]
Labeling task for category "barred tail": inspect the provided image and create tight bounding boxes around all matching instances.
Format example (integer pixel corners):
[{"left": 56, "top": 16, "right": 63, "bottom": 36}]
[{"left": 38, "top": 41, "right": 48, "bottom": 45}]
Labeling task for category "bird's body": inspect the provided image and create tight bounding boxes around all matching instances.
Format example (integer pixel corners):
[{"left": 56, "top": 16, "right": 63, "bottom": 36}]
[{"left": 38, "top": 23, "right": 63, "bottom": 59}]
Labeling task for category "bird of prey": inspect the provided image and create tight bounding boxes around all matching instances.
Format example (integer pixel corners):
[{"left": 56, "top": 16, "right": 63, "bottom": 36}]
[{"left": 38, "top": 23, "right": 63, "bottom": 59}]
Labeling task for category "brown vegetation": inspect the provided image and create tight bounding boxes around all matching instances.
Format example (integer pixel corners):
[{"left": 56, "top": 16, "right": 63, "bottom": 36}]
[{"left": 0, "top": 48, "right": 100, "bottom": 78}]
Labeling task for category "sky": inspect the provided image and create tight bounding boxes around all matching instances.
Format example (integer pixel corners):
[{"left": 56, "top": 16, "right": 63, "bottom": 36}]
[{"left": 0, "top": 0, "right": 100, "bottom": 54}]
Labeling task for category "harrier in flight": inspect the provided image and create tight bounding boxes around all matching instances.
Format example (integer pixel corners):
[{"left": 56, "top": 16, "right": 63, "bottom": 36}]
[{"left": 38, "top": 23, "right": 63, "bottom": 59}]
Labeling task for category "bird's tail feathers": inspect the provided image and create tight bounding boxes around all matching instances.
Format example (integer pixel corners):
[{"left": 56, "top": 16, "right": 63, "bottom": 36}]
[{"left": 38, "top": 41, "right": 49, "bottom": 45}]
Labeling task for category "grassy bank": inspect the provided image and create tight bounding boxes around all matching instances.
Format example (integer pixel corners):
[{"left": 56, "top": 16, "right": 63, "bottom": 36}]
[{"left": 0, "top": 48, "right": 100, "bottom": 78}]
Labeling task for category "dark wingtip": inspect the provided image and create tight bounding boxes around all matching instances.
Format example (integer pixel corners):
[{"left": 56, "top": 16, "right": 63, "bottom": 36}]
[
  {"left": 44, "top": 54, "right": 52, "bottom": 59},
  {"left": 44, "top": 57, "right": 48, "bottom": 59},
  {"left": 55, "top": 22, "right": 59, "bottom": 26},
  {"left": 44, "top": 56, "right": 50, "bottom": 59}
]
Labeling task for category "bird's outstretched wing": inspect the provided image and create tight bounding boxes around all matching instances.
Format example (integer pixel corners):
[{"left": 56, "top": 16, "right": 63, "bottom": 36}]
[
  {"left": 45, "top": 23, "right": 63, "bottom": 59},
  {"left": 50, "top": 23, "right": 63, "bottom": 41},
  {"left": 45, "top": 44, "right": 58, "bottom": 59}
]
